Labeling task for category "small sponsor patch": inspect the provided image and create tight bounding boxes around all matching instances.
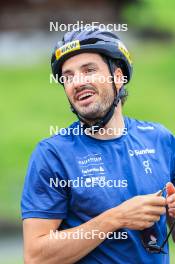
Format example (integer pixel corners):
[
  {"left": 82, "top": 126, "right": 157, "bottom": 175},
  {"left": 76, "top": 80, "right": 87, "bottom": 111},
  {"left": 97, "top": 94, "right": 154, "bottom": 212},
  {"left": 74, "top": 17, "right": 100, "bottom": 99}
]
[
  {"left": 128, "top": 148, "right": 155, "bottom": 157},
  {"left": 137, "top": 125, "right": 154, "bottom": 130},
  {"left": 118, "top": 41, "right": 132, "bottom": 65},
  {"left": 55, "top": 40, "right": 80, "bottom": 60}
]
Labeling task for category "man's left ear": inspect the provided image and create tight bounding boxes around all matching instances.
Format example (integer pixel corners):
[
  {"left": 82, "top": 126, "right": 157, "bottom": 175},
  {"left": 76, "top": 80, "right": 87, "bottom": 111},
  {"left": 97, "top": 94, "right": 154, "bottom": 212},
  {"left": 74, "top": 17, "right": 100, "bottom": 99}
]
[{"left": 113, "top": 68, "right": 123, "bottom": 91}]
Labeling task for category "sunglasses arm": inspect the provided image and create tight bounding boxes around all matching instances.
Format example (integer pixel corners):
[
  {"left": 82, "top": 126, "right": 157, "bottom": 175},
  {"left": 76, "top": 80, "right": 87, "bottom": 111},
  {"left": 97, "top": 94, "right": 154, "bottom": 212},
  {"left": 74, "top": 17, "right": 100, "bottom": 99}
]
[
  {"left": 161, "top": 218, "right": 175, "bottom": 250},
  {"left": 166, "top": 213, "right": 175, "bottom": 243}
]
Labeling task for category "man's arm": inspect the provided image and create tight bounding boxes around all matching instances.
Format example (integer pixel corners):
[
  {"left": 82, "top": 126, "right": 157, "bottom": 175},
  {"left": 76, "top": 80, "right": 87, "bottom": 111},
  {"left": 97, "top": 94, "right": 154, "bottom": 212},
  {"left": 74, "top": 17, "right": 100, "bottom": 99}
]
[
  {"left": 23, "top": 193, "right": 166, "bottom": 264},
  {"left": 23, "top": 209, "right": 122, "bottom": 264}
]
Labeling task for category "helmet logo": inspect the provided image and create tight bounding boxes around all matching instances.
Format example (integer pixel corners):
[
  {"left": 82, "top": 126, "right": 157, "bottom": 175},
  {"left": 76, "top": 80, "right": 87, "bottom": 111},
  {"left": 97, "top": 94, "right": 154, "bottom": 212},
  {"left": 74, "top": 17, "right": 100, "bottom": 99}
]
[
  {"left": 55, "top": 40, "right": 80, "bottom": 60},
  {"left": 118, "top": 41, "right": 132, "bottom": 65}
]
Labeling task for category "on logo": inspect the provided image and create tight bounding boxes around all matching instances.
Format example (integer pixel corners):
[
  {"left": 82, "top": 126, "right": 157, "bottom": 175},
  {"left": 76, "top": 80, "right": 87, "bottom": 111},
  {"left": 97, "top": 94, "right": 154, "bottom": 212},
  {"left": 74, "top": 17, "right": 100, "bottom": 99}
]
[{"left": 143, "top": 160, "right": 152, "bottom": 174}]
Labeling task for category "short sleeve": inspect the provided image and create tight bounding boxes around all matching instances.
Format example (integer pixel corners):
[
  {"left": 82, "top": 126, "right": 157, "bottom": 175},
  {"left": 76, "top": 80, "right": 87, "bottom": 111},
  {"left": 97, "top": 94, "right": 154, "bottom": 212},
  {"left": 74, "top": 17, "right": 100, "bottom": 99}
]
[{"left": 21, "top": 140, "right": 69, "bottom": 220}]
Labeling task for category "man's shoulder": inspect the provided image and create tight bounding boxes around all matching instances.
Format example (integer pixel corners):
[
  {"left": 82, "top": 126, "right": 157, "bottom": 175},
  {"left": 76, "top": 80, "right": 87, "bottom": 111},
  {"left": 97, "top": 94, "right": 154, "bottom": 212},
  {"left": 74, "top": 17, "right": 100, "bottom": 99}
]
[
  {"left": 36, "top": 121, "right": 81, "bottom": 151},
  {"left": 127, "top": 116, "right": 173, "bottom": 139}
]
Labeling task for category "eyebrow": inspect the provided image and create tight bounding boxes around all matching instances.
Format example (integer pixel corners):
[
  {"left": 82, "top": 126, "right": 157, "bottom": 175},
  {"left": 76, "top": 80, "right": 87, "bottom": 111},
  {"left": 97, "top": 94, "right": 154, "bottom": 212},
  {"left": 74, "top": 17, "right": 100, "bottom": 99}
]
[{"left": 62, "top": 62, "right": 97, "bottom": 75}]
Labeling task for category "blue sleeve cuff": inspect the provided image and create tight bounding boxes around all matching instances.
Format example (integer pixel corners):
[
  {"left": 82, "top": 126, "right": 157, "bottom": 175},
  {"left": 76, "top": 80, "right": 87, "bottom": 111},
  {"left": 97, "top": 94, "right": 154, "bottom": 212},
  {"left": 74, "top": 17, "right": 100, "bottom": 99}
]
[{"left": 22, "top": 211, "right": 67, "bottom": 220}]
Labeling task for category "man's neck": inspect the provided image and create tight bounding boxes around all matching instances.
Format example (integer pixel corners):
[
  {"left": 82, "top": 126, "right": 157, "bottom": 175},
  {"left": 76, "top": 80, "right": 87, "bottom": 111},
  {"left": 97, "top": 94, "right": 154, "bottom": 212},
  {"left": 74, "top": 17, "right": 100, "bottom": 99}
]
[{"left": 84, "top": 102, "right": 125, "bottom": 140}]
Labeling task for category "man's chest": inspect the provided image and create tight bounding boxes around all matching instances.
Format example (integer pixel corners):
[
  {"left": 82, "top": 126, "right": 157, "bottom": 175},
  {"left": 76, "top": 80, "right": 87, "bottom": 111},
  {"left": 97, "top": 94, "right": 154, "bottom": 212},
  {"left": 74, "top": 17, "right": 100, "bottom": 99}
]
[{"left": 63, "top": 140, "right": 171, "bottom": 217}]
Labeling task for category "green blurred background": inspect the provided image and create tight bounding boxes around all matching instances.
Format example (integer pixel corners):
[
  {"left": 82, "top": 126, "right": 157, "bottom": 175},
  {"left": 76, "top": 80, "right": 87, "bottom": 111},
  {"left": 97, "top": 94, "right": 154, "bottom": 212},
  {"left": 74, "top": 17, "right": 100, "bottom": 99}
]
[{"left": 0, "top": 0, "right": 174, "bottom": 263}]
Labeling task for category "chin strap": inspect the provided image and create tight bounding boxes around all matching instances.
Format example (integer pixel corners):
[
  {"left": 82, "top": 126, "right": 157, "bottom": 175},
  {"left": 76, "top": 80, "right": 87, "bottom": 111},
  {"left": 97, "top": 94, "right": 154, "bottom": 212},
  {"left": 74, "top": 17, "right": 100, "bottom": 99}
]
[
  {"left": 81, "top": 86, "right": 125, "bottom": 133},
  {"left": 70, "top": 58, "right": 126, "bottom": 133}
]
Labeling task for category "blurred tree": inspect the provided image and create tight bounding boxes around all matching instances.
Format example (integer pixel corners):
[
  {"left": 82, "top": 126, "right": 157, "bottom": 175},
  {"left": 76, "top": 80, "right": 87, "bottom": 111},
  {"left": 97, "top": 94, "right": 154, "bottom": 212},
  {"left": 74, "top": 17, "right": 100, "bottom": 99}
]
[{"left": 123, "top": 0, "right": 175, "bottom": 38}]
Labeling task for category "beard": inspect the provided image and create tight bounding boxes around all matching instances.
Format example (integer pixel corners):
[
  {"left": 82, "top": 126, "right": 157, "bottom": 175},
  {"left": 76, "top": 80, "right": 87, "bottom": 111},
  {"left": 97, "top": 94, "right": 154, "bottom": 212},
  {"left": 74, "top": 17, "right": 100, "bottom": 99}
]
[{"left": 70, "top": 84, "right": 115, "bottom": 124}]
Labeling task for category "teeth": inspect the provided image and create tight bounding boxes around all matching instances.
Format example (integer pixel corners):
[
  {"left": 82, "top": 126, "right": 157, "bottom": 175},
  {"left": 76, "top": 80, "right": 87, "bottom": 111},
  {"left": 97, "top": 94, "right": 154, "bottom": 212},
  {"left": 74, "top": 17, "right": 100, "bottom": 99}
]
[{"left": 78, "top": 92, "right": 94, "bottom": 100}]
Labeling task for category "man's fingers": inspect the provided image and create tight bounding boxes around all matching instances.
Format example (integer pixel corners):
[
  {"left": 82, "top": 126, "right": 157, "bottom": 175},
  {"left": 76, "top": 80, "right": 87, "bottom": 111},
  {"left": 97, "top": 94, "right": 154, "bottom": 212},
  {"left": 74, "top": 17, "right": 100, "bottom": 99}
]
[
  {"left": 168, "top": 208, "right": 175, "bottom": 218},
  {"left": 168, "top": 201, "right": 175, "bottom": 208},
  {"left": 144, "top": 221, "right": 155, "bottom": 229},
  {"left": 167, "top": 193, "right": 175, "bottom": 204},
  {"left": 146, "top": 206, "right": 166, "bottom": 215},
  {"left": 155, "top": 189, "right": 165, "bottom": 196},
  {"left": 168, "top": 208, "right": 175, "bottom": 213},
  {"left": 166, "top": 183, "right": 175, "bottom": 217},
  {"left": 144, "top": 214, "right": 160, "bottom": 222},
  {"left": 145, "top": 195, "right": 166, "bottom": 206}
]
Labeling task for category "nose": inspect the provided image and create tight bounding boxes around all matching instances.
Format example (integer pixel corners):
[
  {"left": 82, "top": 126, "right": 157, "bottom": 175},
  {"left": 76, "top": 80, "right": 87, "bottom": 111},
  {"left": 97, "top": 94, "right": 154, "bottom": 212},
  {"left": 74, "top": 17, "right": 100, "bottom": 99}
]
[{"left": 71, "top": 71, "right": 90, "bottom": 91}]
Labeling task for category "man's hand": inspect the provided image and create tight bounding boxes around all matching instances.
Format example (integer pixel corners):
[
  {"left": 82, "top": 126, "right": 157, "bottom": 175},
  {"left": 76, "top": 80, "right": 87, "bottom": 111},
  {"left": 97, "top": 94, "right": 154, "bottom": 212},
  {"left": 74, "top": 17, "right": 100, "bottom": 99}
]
[
  {"left": 22, "top": 192, "right": 167, "bottom": 263},
  {"left": 166, "top": 182, "right": 175, "bottom": 218},
  {"left": 111, "top": 192, "right": 166, "bottom": 231}
]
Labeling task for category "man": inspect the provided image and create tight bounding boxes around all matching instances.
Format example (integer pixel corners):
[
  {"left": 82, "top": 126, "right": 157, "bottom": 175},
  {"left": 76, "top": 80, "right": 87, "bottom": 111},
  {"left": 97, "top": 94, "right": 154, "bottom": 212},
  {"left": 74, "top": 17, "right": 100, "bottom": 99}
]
[{"left": 21, "top": 27, "right": 175, "bottom": 264}]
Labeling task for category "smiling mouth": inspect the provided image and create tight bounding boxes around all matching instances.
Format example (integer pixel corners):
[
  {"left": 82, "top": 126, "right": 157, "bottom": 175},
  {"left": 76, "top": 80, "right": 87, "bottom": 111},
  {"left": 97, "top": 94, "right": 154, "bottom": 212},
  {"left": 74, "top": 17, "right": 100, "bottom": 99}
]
[{"left": 76, "top": 91, "right": 96, "bottom": 101}]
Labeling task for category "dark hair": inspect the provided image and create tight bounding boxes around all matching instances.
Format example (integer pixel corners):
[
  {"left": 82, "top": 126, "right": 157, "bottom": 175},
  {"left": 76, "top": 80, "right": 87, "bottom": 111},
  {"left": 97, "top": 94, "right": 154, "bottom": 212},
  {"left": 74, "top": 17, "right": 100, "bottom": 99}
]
[{"left": 101, "top": 55, "right": 128, "bottom": 105}]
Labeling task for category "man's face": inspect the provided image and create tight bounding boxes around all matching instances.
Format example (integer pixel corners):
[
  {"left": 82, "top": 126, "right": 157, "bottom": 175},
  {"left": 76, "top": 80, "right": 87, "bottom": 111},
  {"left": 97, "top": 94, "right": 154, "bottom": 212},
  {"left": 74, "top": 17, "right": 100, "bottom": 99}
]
[{"left": 61, "top": 53, "right": 115, "bottom": 119}]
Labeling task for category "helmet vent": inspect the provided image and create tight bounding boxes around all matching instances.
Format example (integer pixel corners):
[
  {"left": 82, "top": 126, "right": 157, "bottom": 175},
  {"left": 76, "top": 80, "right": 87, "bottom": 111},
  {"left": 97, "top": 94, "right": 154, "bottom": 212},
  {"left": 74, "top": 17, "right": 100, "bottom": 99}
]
[{"left": 80, "top": 38, "right": 102, "bottom": 45}]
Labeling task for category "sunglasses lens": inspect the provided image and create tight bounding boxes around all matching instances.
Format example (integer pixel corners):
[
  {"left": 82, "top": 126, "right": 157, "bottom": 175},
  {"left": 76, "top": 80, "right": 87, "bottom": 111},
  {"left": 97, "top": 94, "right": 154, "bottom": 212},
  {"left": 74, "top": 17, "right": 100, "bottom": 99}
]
[
  {"left": 140, "top": 225, "right": 159, "bottom": 246},
  {"left": 146, "top": 245, "right": 160, "bottom": 253},
  {"left": 145, "top": 245, "right": 167, "bottom": 254}
]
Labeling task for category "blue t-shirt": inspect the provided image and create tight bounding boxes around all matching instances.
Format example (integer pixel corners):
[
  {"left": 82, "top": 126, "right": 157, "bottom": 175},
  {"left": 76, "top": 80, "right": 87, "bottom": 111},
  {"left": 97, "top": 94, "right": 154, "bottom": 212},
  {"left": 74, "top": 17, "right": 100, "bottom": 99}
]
[{"left": 21, "top": 117, "right": 175, "bottom": 264}]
